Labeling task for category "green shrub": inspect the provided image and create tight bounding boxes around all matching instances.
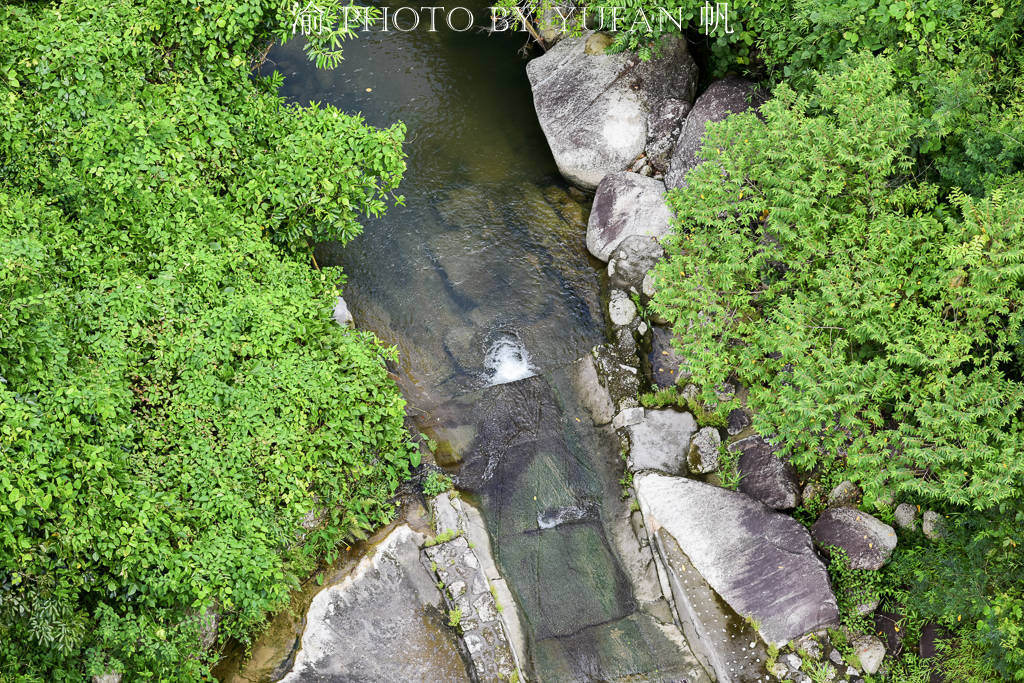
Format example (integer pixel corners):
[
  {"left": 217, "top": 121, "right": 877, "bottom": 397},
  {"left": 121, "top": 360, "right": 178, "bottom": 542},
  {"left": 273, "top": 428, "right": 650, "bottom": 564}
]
[
  {"left": 651, "top": 55, "right": 1024, "bottom": 511},
  {"left": 0, "top": 1, "right": 412, "bottom": 679},
  {"left": 422, "top": 471, "right": 455, "bottom": 498}
]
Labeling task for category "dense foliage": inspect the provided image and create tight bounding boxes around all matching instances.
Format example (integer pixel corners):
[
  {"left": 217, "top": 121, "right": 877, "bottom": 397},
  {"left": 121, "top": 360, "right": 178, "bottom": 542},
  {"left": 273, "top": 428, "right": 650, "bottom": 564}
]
[
  {"left": 649, "top": 49, "right": 1024, "bottom": 683},
  {"left": 0, "top": 0, "right": 413, "bottom": 679}
]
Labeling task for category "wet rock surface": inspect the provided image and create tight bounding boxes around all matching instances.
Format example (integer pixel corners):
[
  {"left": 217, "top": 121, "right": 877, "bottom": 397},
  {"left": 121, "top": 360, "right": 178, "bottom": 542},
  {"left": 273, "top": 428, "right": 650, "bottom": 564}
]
[
  {"left": 527, "top": 32, "right": 698, "bottom": 189},
  {"left": 449, "top": 371, "right": 706, "bottom": 680},
  {"left": 647, "top": 325, "right": 687, "bottom": 388},
  {"left": 635, "top": 473, "right": 840, "bottom": 647}
]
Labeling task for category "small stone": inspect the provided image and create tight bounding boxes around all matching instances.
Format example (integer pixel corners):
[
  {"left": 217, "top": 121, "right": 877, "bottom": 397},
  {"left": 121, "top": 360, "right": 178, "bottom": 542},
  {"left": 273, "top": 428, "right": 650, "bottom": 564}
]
[
  {"left": 783, "top": 653, "right": 803, "bottom": 671},
  {"left": 726, "top": 407, "right": 751, "bottom": 436},
  {"left": 922, "top": 510, "right": 946, "bottom": 540},
  {"left": 93, "top": 675, "right": 122, "bottom": 683},
  {"left": 827, "top": 480, "right": 862, "bottom": 508},
  {"left": 802, "top": 481, "right": 823, "bottom": 507},
  {"left": 332, "top": 296, "right": 354, "bottom": 327},
  {"left": 893, "top": 503, "right": 918, "bottom": 531},
  {"left": 793, "top": 633, "right": 823, "bottom": 659},
  {"left": 608, "top": 289, "right": 637, "bottom": 327},
  {"left": 612, "top": 407, "right": 644, "bottom": 430},
  {"left": 851, "top": 634, "right": 885, "bottom": 675},
  {"left": 829, "top": 648, "right": 844, "bottom": 666},
  {"left": 687, "top": 426, "right": 721, "bottom": 474},
  {"left": 854, "top": 596, "right": 880, "bottom": 616},
  {"left": 769, "top": 662, "right": 789, "bottom": 679},
  {"left": 642, "top": 272, "right": 657, "bottom": 298}
]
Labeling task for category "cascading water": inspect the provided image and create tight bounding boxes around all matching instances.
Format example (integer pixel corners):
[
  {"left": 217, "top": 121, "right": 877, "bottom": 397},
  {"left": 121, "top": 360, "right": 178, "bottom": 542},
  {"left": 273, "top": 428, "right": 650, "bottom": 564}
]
[{"left": 483, "top": 335, "right": 535, "bottom": 386}]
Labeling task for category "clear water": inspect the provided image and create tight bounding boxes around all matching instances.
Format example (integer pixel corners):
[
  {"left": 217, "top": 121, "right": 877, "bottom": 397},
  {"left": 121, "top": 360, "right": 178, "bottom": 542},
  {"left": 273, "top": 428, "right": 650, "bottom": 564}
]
[{"left": 249, "top": 8, "right": 708, "bottom": 681}]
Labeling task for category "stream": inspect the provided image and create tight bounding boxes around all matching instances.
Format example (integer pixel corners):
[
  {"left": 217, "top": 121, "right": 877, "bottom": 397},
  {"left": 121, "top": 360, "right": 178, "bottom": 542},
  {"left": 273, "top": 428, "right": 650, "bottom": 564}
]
[{"left": 223, "top": 5, "right": 706, "bottom": 681}]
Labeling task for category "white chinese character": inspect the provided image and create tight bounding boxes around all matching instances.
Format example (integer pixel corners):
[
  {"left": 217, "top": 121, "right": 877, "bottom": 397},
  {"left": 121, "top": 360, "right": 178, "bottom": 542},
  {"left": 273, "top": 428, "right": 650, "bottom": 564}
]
[
  {"left": 291, "top": 1, "right": 327, "bottom": 35},
  {"left": 700, "top": 2, "right": 733, "bottom": 35}
]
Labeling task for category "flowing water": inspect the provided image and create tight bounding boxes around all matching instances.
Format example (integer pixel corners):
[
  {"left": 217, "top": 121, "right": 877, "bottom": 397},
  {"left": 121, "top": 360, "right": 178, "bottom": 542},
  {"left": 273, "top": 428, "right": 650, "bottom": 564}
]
[{"left": 227, "top": 6, "right": 710, "bottom": 680}]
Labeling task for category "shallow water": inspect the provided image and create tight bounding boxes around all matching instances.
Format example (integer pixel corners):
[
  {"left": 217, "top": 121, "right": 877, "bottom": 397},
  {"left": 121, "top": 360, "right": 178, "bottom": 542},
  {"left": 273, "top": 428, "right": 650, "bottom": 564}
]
[{"left": 238, "top": 7, "right": 706, "bottom": 680}]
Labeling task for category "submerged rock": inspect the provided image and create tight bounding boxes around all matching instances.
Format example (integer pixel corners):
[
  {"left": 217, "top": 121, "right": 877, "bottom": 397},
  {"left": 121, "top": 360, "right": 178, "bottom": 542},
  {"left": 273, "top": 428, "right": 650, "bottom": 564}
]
[
  {"left": 635, "top": 473, "right": 839, "bottom": 647},
  {"left": 731, "top": 435, "right": 801, "bottom": 510},
  {"left": 571, "top": 354, "right": 615, "bottom": 426},
  {"left": 527, "top": 32, "right": 698, "bottom": 189},
  {"left": 811, "top": 507, "right": 897, "bottom": 570},
  {"left": 280, "top": 525, "right": 469, "bottom": 682},
  {"left": 586, "top": 172, "right": 673, "bottom": 262},
  {"left": 665, "top": 77, "right": 762, "bottom": 190}
]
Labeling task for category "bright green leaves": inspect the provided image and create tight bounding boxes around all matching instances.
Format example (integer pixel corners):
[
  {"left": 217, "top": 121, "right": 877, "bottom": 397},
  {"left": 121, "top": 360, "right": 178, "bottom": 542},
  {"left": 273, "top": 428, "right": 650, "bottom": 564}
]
[
  {"left": 0, "top": 0, "right": 412, "bottom": 680},
  {"left": 653, "top": 57, "right": 1024, "bottom": 511}
]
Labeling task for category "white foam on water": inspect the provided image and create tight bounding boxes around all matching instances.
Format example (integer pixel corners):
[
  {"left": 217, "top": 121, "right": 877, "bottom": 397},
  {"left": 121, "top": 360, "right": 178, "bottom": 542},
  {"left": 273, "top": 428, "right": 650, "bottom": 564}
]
[{"left": 483, "top": 336, "right": 535, "bottom": 386}]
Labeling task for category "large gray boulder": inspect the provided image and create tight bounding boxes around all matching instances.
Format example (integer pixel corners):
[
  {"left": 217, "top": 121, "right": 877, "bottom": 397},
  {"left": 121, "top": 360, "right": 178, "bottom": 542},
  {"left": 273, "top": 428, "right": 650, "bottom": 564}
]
[
  {"left": 635, "top": 473, "right": 839, "bottom": 646},
  {"left": 627, "top": 409, "right": 697, "bottom": 475},
  {"left": 665, "top": 78, "right": 761, "bottom": 190},
  {"left": 586, "top": 172, "right": 673, "bottom": 261},
  {"left": 731, "top": 435, "right": 800, "bottom": 509},
  {"left": 527, "top": 32, "right": 698, "bottom": 190},
  {"left": 281, "top": 525, "right": 469, "bottom": 682},
  {"left": 811, "top": 507, "right": 898, "bottom": 570}
]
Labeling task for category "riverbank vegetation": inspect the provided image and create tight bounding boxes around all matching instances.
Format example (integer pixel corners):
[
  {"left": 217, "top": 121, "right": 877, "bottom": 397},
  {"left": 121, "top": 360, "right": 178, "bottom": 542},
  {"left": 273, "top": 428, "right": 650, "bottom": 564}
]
[
  {"left": 638, "top": 2, "right": 1024, "bottom": 680},
  {"left": 0, "top": 1, "right": 413, "bottom": 679}
]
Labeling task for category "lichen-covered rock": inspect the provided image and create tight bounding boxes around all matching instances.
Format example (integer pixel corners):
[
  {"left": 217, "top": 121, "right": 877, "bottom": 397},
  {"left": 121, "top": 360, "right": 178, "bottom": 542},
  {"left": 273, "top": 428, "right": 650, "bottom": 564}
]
[
  {"left": 851, "top": 634, "right": 886, "bottom": 674},
  {"left": 423, "top": 536, "right": 521, "bottom": 681},
  {"left": 726, "top": 407, "right": 751, "bottom": 436},
  {"left": 665, "top": 78, "right": 762, "bottom": 190},
  {"left": 646, "top": 97, "right": 692, "bottom": 172},
  {"left": 635, "top": 473, "right": 839, "bottom": 647},
  {"left": 527, "top": 32, "right": 698, "bottom": 189},
  {"left": 731, "top": 435, "right": 800, "bottom": 510},
  {"left": 922, "top": 510, "right": 946, "bottom": 540},
  {"left": 827, "top": 480, "right": 862, "bottom": 508},
  {"left": 607, "top": 234, "right": 665, "bottom": 292},
  {"left": 627, "top": 409, "right": 697, "bottom": 475},
  {"left": 586, "top": 172, "right": 673, "bottom": 261},
  {"left": 608, "top": 289, "right": 637, "bottom": 327},
  {"left": 811, "top": 508, "right": 898, "bottom": 570},
  {"left": 687, "top": 426, "right": 721, "bottom": 474},
  {"left": 893, "top": 502, "right": 918, "bottom": 531}
]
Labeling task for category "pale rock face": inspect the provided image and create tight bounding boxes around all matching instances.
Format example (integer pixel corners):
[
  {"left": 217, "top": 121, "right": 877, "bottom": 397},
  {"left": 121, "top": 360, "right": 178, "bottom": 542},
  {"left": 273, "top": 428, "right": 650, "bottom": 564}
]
[
  {"left": 527, "top": 32, "right": 698, "bottom": 190},
  {"left": 634, "top": 473, "right": 840, "bottom": 647},
  {"left": 332, "top": 296, "right": 354, "bottom": 327},
  {"left": 586, "top": 172, "right": 673, "bottom": 262},
  {"left": 627, "top": 409, "right": 697, "bottom": 475},
  {"left": 851, "top": 634, "right": 886, "bottom": 674},
  {"left": 608, "top": 289, "right": 638, "bottom": 327},
  {"left": 280, "top": 525, "right": 469, "bottom": 682}
]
